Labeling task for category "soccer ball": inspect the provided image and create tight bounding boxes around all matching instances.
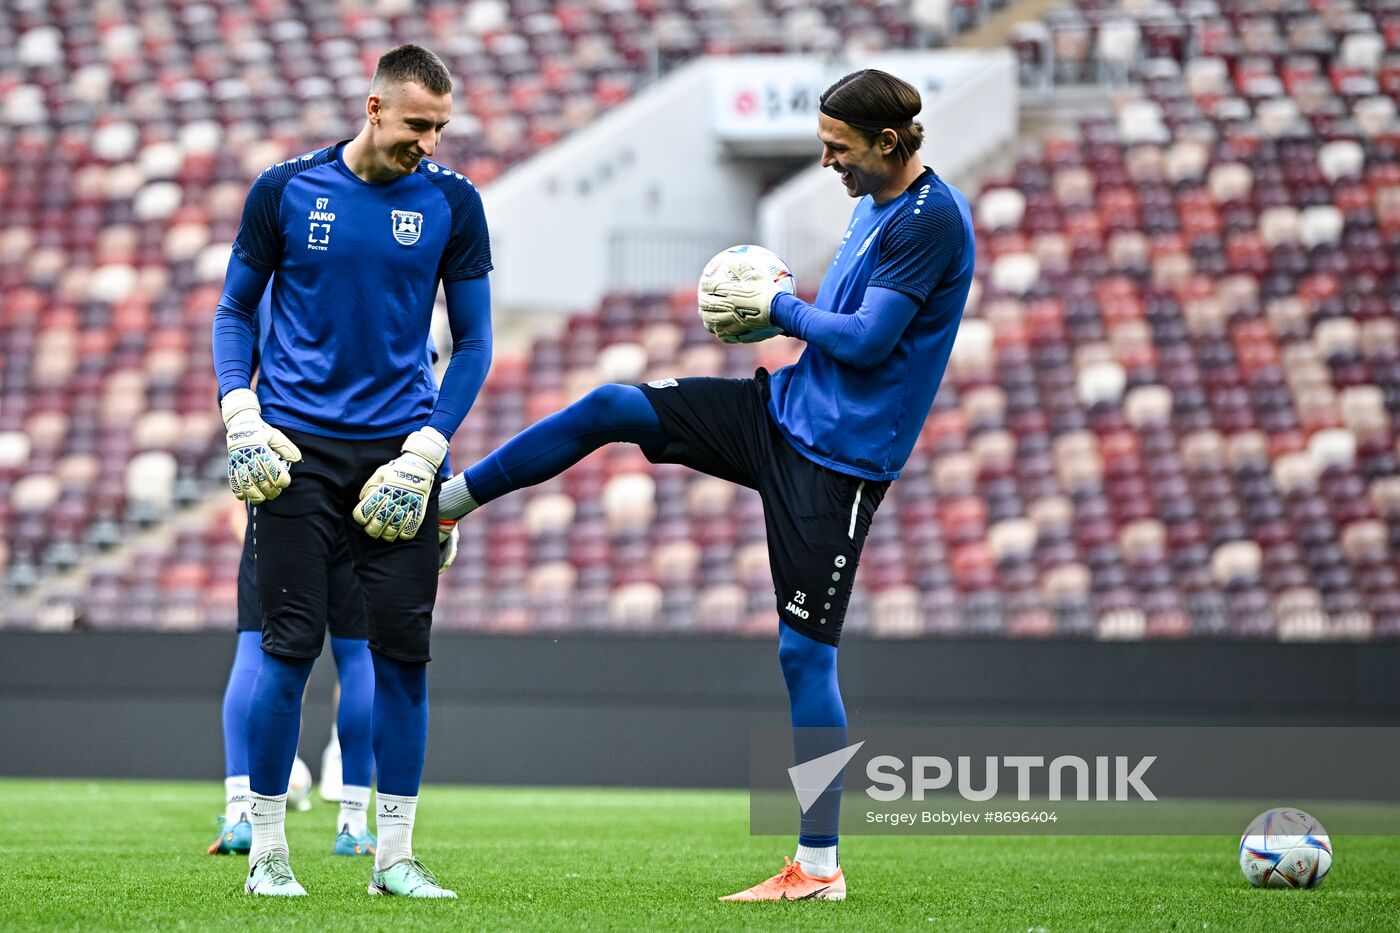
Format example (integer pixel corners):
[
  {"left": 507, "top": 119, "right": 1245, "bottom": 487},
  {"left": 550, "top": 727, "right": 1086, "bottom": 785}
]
[
  {"left": 1239, "top": 807, "right": 1332, "bottom": 888},
  {"left": 698, "top": 244, "right": 796, "bottom": 344},
  {"left": 288, "top": 756, "right": 314, "bottom": 812}
]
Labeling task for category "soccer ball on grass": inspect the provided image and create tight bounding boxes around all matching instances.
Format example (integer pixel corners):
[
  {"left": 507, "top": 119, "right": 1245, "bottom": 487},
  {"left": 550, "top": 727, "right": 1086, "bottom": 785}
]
[
  {"left": 1239, "top": 807, "right": 1332, "bottom": 888},
  {"left": 697, "top": 244, "right": 796, "bottom": 344}
]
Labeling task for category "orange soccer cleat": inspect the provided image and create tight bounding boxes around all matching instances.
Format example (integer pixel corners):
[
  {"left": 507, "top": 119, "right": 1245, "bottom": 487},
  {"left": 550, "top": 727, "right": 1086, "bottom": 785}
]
[{"left": 719, "top": 857, "right": 846, "bottom": 902}]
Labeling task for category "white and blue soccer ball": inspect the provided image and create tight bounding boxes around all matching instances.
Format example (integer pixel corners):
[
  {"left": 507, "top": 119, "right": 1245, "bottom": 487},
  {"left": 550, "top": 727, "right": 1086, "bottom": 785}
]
[
  {"left": 698, "top": 244, "right": 796, "bottom": 343},
  {"left": 1239, "top": 807, "right": 1332, "bottom": 888}
]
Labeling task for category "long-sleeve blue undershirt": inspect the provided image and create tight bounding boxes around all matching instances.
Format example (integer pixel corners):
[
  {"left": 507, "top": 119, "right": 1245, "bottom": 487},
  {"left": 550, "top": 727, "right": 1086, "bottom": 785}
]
[
  {"left": 425, "top": 275, "right": 492, "bottom": 438},
  {"left": 212, "top": 253, "right": 269, "bottom": 397},
  {"left": 770, "top": 286, "right": 920, "bottom": 370}
]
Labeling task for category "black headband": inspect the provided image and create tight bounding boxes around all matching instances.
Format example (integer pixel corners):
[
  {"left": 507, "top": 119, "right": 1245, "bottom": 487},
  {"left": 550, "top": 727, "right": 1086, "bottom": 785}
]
[{"left": 819, "top": 101, "right": 914, "bottom": 131}]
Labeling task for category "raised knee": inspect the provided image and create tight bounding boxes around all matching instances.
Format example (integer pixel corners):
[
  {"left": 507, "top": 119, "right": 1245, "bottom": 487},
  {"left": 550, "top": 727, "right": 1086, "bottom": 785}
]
[{"left": 578, "top": 383, "right": 636, "bottom": 423}]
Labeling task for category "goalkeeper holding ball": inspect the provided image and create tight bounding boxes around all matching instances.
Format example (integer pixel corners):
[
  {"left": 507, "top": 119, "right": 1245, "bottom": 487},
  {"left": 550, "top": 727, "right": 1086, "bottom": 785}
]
[
  {"left": 437, "top": 68, "right": 974, "bottom": 901},
  {"left": 211, "top": 44, "right": 490, "bottom": 898}
]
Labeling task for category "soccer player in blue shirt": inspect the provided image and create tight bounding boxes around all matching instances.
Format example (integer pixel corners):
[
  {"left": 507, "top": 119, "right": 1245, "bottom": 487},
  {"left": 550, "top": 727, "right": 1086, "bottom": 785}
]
[
  {"left": 211, "top": 44, "right": 491, "bottom": 897},
  {"left": 210, "top": 280, "right": 458, "bottom": 861},
  {"left": 436, "top": 69, "right": 974, "bottom": 901}
]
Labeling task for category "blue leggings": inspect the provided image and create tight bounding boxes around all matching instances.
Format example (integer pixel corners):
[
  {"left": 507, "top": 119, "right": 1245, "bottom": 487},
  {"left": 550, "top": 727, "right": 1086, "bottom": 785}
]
[
  {"left": 221, "top": 631, "right": 262, "bottom": 777},
  {"left": 247, "top": 648, "right": 426, "bottom": 798},
  {"left": 372, "top": 653, "right": 429, "bottom": 797},
  {"left": 780, "top": 622, "right": 845, "bottom": 848},
  {"left": 223, "top": 633, "right": 375, "bottom": 788},
  {"left": 247, "top": 653, "right": 315, "bottom": 796},
  {"left": 465, "top": 384, "right": 668, "bottom": 504},
  {"left": 330, "top": 636, "right": 374, "bottom": 788}
]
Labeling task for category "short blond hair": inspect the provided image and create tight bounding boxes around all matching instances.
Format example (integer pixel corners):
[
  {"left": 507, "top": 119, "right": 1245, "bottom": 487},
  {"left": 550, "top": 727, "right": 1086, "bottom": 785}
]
[{"left": 371, "top": 44, "right": 452, "bottom": 97}]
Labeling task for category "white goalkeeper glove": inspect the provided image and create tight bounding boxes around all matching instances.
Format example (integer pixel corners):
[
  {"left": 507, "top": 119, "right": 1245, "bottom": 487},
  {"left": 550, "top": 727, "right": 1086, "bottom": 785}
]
[
  {"left": 438, "top": 518, "right": 459, "bottom": 574},
  {"left": 221, "top": 388, "right": 302, "bottom": 504},
  {"left": 699, "top": 263, "right": 784, "bottom": 343},
  {"left": 352, "top": 426, "right": 450, "bottom": 542},
  {"left": 699, "top": 294, "right": 783, "bottom": 344},
  {"left": 698, "top": 294, "right": 746, "bottom": 341}
]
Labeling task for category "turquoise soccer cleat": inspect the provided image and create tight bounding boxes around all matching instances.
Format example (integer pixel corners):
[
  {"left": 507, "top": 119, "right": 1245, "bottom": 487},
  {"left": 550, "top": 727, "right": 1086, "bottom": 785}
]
[
  {"left": 368, "top": 858, "right": 457, "bottom": 898},
  {"left": 208, "top": 814, "right": 252, "bottom": 855},
  {"left": 333, "top": 823, "right": 377, "bottom": 857},
  {"left": 245, "top": 852, "right": 307, "bottom": 896}
]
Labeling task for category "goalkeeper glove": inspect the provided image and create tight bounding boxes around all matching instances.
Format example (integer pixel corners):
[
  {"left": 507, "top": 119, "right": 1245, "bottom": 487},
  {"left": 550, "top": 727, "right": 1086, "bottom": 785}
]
[
  {"left": 352, "top": 426, "right": 450, "bottom": 542},
  {"left": 699, "top": 263, "right": 784, "bottom": 343},
  {"left": 438, "top": 519, "right": 459, "bottom": 574},
  {"left": 698, "top": 294, "right": 749, "bottom": 343},
  {"left": 221, "top": 388, "right": 302, "bottom": 504},
  {"left": 699, "top": 294, "right": 783, "bottom": 344}
]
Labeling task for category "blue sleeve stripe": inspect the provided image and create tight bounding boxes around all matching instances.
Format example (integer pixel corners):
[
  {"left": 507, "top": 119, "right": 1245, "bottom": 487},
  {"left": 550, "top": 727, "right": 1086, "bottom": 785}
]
[
  {"left": 230, "top": 148, "right": 333, "bottom": 274},
  {"left": 864, "top": 277, "right": 928, "bottom": 303},
  {"left": 425, "top": 169, "right": 493, "bottom": 282},
  {"left": 870, "top": 196, "right": 966, "bottom": 303},
  {"left": 231, "top": 239, "right": 275, "bottom": 275}
]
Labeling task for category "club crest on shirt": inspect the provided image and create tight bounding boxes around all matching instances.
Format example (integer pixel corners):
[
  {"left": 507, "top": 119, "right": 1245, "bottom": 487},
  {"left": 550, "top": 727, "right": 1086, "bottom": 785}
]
[{"left": 391, "top": 210, "right": 423, "bottom": 246}]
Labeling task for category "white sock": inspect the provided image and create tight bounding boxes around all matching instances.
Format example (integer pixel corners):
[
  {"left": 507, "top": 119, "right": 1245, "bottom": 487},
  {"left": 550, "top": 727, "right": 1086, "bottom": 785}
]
[
  {"left": 247, "top": 793, "right": 289, "bottom": 865},
  {"left": 796, "top": 843, "right": 838, "bottom": 878},
  {"left": 438, "top": 473, "right": 479, "bottom": 519},
  {"left": 339, "top": 784, "right": 371, "bottom": 836},
  {"left": 374, "top": 792, "right": 417, "bottom": 870},
  {"left": 225, "top": 775, "right": 251, "bottom": 824}
]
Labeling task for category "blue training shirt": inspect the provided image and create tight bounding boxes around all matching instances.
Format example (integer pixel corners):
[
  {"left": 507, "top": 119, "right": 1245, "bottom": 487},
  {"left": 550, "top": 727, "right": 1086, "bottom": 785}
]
[
  {"left": 244, "top": 276, "right": 453, "bottom": 476},
  {"left": 224, "top": 141, "right": 491, "bottom": 439},
  {"left": 768, "top": 168, "right": 974, "bottom": 481}
]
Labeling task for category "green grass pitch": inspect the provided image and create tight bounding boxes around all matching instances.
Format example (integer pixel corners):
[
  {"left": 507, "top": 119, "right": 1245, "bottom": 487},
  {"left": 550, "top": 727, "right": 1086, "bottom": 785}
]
[{"left": 2, "top": 780, "right": 1398, "bottom": 931}]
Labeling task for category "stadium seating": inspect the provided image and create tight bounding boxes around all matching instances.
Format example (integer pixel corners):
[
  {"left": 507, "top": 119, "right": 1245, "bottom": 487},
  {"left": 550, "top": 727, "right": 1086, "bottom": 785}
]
[
  {"left": 441, "top": 0, "right": 1400, "bottom": 638},
  {"left": 2, "top": 0, "right": 986, "bottom": 624},
  {"left": 4, "top": 0, "right": 1399, "bottom": 639},
  {"left": 991, "top": 0, "right": 1400, "bottom": 638},
  {"left": 2, "top": 0, "right": 955, "bottom": 187}
]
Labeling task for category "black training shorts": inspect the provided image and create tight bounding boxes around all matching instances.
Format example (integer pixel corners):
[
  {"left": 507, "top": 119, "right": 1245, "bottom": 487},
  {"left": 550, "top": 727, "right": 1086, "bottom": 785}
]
[
  {"left": 637, "top": 369, "right": 887, "bottom": 645},
  {"left": 247, "top": 429, "right": 440, "bottom": 662},
  {"left": 236, "top": 502, "right": 369, "bottom": 641}
]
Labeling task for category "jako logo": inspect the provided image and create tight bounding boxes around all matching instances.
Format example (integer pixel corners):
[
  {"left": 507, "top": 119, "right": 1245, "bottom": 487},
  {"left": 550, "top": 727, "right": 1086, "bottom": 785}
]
[
  {"left": 866, "top": 755, "right": 1157, "bottom": 802},
  {"left": 785, "top": 601, "right": 809, "bottom": 619}
]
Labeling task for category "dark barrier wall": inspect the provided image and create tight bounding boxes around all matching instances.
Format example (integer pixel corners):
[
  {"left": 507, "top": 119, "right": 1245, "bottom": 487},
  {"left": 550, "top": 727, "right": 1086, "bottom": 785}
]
[{"left": 1, "top": 632, "right": 1398, "bottom": 785}]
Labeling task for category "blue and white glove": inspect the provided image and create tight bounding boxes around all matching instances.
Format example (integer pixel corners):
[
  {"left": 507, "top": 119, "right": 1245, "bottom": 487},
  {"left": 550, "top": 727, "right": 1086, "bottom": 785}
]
[
  {"left": 352, "top": 427, "right": 450, "bottom": 542},
  {"left": 221, "top": 388, "right": 302, "bottom": 504}
]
